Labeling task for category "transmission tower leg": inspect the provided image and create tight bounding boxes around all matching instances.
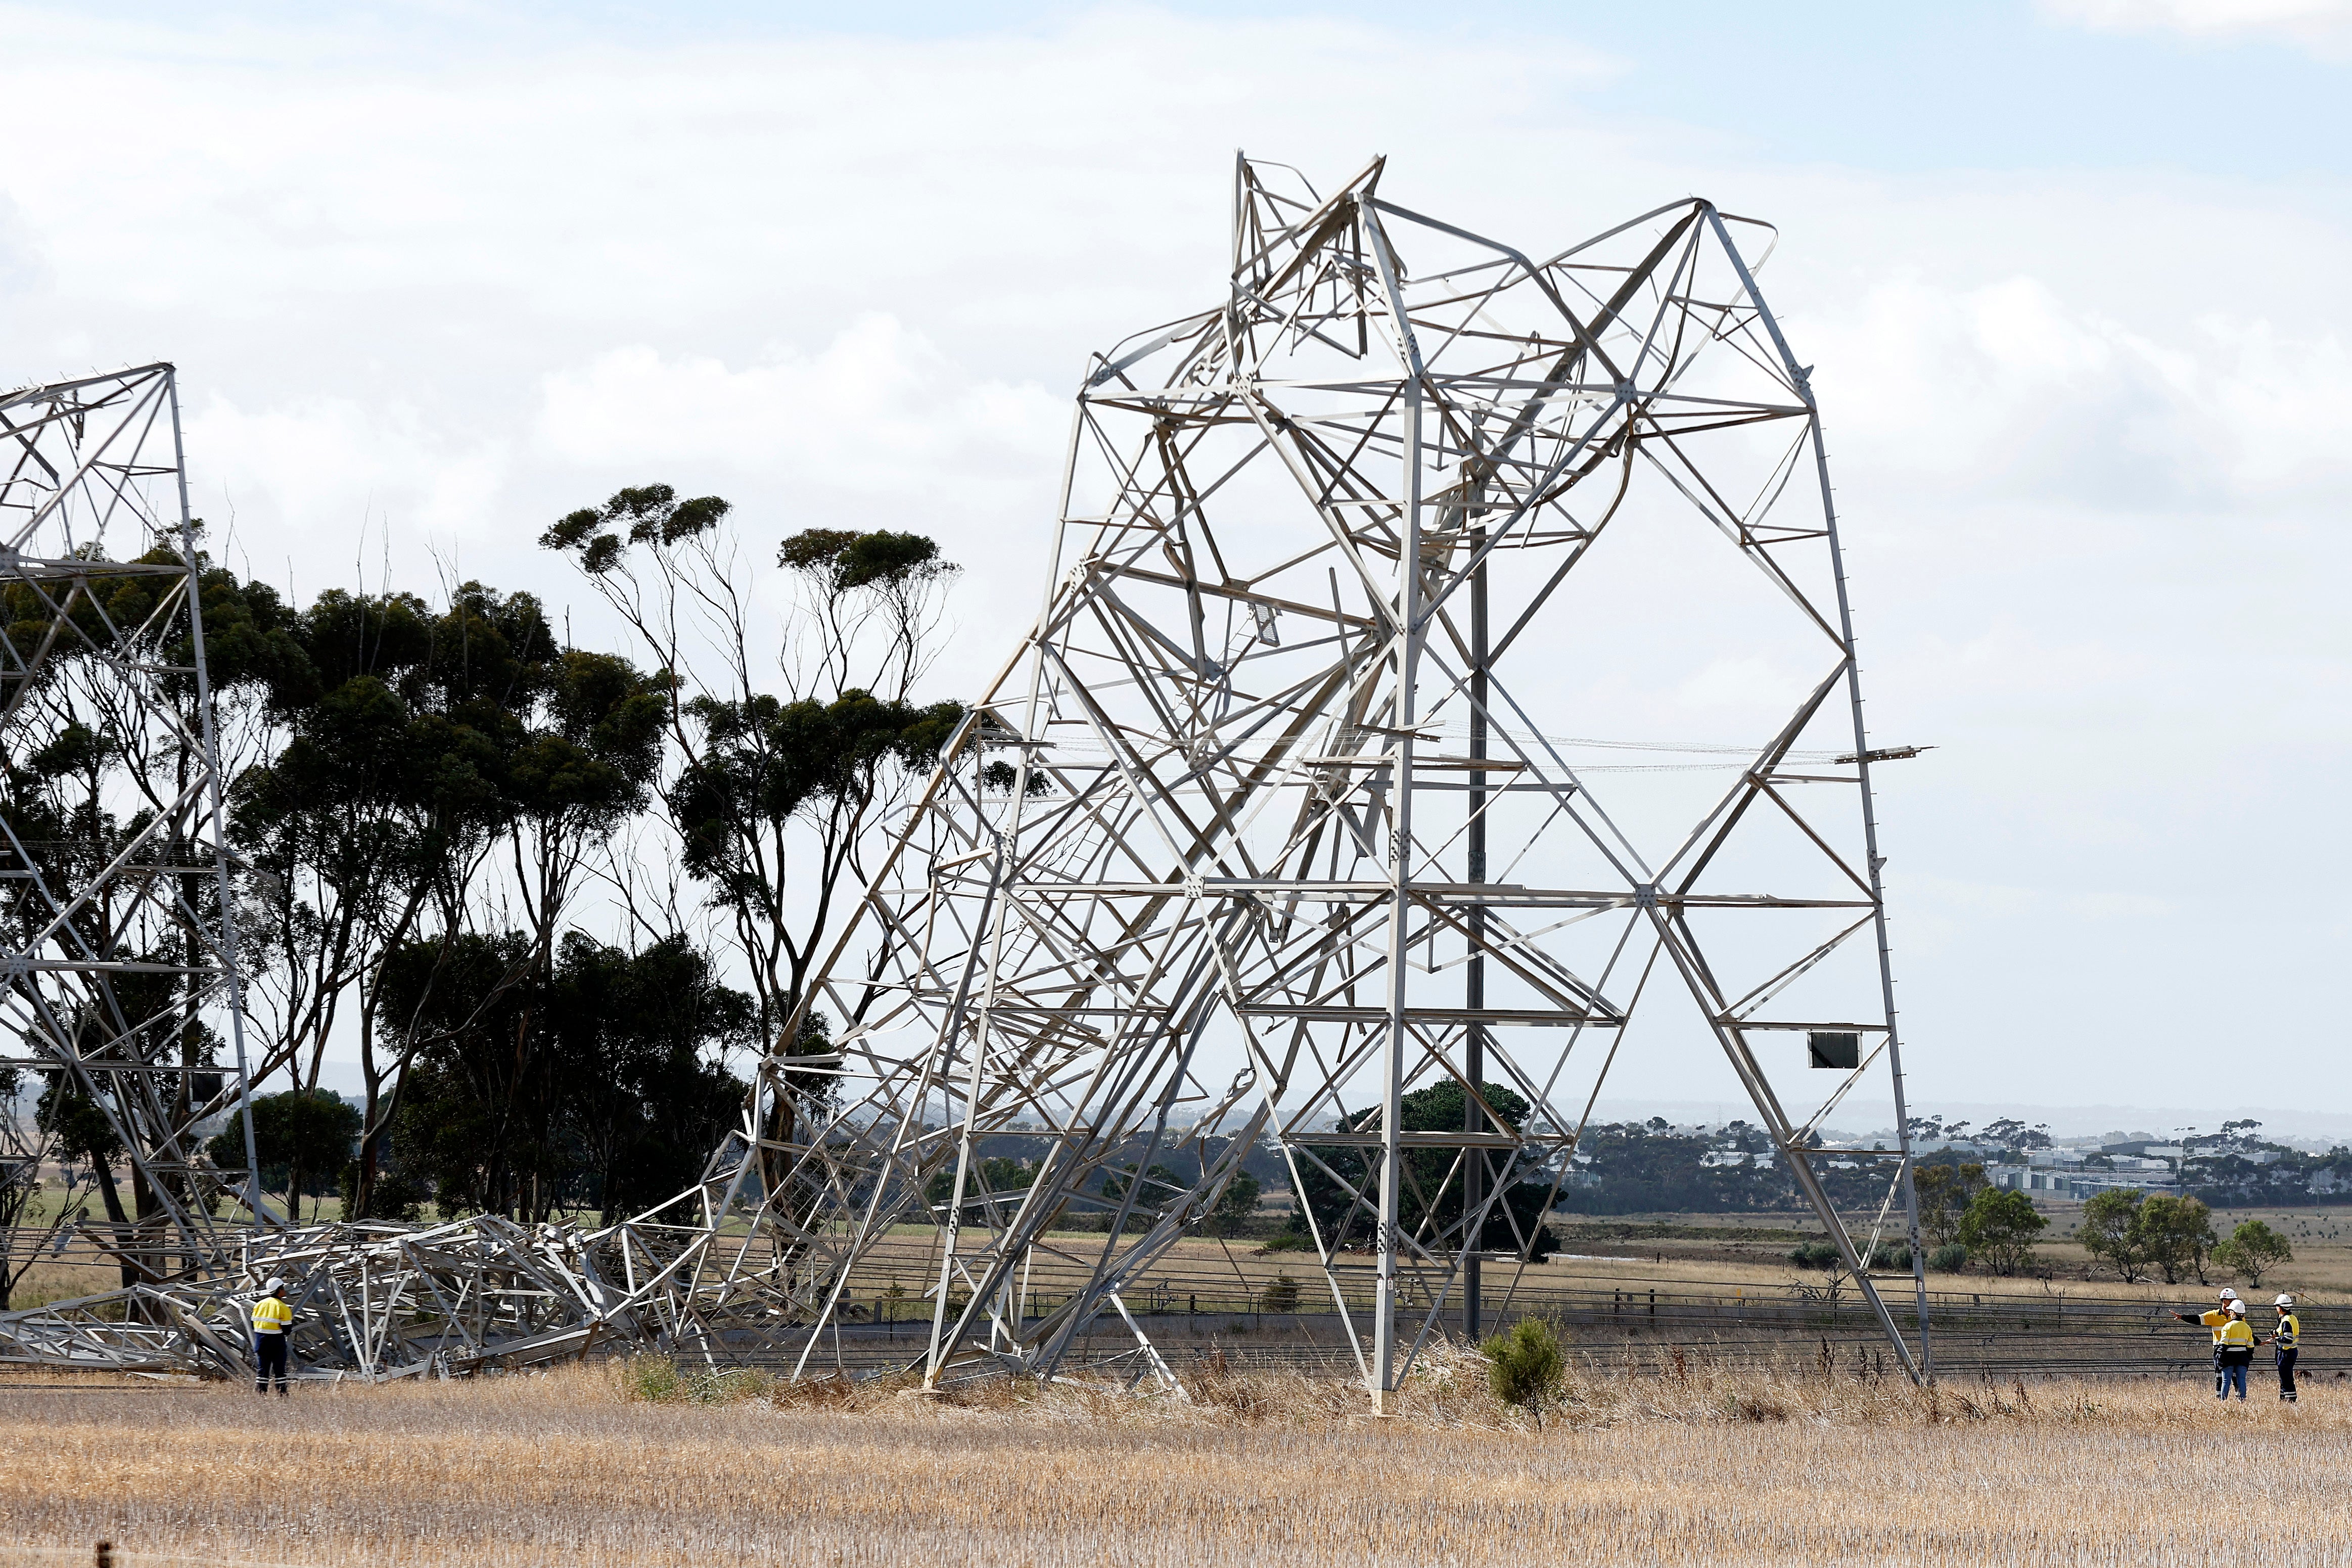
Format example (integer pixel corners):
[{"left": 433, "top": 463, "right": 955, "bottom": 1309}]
[
  {"left": 1464, "top": 542, "right": 1488, "bottom": 1346},
  {"left": 167, "top": 374, "right": 267, "bottom": 1230}
]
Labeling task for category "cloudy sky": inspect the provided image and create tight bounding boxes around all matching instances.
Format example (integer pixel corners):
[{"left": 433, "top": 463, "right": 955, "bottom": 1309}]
[{"left": 4, "top": 0, "right": 2347, "bottom": 1119}]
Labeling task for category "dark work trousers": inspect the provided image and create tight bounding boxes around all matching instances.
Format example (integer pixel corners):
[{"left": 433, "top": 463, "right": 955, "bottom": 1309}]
[
  {"left": 254, "top": 1332, "right": 290, "bottom": 1395},
  {"left": 2213, "top": 1347, "right": 2225, "bottom": 1398},
  {"left": 2278, "top": 1348, "right": 2299, "bottom": 1402}
]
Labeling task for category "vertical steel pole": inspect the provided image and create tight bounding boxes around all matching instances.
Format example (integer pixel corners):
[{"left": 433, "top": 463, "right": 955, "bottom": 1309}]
[
  {"left": 1463, "top": 532, "right": 1487, "bottom": 1344},
  {"left": 1808, "top": 405, "right": 1933, "bottom": 1379},
  {"left": 166, "top": 368, "right": 269, "bottom": 1232},
  {"left": 1373, "top": 374, "right": 1423, "bottom": 1412}
]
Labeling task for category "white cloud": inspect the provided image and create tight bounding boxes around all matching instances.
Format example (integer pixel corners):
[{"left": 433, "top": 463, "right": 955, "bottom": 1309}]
[
  {"left": 1, "top": 4, "right": 2349, "bottom": 1105},
  {"left": 535, "top": 316, "right": 1064, "bottom": 493},
  {"left": 179, "top": 394, "right": 509, "bottom": 600},
  {"left": 2045, "top": 0, "right": 2352, "bottom": 49},
  {"left": 1808, "top": 273, "right": 2352, "bottom": 510}
]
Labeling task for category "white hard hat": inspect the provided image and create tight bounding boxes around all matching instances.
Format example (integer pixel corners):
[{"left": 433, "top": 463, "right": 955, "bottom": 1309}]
[
  {"left": 2276, "top": 1294, "right": 2295, "bottom": 1308},
  {"left": 264, "top": 1277, "right": 286, "bottom": 1294},
  {"left": 2217, "top": 1286, "right": 2237, "bottom": 1300},
  {"left": 2228, "top": 1299, "right": 2246, "bottom": 1316}
]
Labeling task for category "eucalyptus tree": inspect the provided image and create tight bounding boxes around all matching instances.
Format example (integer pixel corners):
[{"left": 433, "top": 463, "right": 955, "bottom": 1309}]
[
  {"left": 539, "top": 489, "right": 965, "bottom": 1158},
  {"left": 232, "top": 581, "right": 665, "bottom": 1216},
  {"left": 377, "top": 928, "right": 749, "bottom": 1223}
]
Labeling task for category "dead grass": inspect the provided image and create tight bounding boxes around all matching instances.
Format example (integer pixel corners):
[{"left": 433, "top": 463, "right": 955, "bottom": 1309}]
[{"left": 2, "top": 1350, "right": 2346, "bottom": 1567}]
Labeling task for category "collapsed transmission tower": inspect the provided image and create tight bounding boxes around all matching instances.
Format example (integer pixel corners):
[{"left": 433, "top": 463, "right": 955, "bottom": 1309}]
[
  {"left": 657, "top": 154, "right": 1935, "bottom": 1399},
  {"left": 1, "top": 363, "right": 266, "bottom": 1293}
]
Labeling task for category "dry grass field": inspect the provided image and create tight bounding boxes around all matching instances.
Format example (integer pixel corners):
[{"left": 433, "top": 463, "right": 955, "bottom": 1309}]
[
  {"left": 17, "top": 1199, "right": 2352, "bottom": 1315},
  {"left": 4, "top": 1351, "right": 2348, "bottom": 1567}
]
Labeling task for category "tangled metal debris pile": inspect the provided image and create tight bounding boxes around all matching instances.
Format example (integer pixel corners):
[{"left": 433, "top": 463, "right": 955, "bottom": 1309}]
[{"left": 0, "top": 1214, "right": 733, "bottom": 1380}]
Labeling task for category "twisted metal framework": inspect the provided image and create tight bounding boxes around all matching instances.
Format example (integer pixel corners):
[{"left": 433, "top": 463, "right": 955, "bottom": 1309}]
[
  {"left": 1, "top": 364, "right": 266, "bottom": 1287},
  {"left": 0, "top": 160, "right": 1935, "bottom": 1394},
  {"left": 5, "top": 1216, "right": 711, "bottom": 1379},
  {"left": 660, "top": 154, "right": 1934, "bottom": 1398}
]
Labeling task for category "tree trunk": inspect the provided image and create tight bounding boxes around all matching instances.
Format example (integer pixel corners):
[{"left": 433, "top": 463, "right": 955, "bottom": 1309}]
[{"left": 88, "top": 1157, "right": 135, "bottom": 1290}]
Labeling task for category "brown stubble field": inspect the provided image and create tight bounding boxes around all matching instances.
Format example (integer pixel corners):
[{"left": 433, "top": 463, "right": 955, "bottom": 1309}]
[{"left": 4, "top": 1353, "right": 2349, "bottom": 1568}]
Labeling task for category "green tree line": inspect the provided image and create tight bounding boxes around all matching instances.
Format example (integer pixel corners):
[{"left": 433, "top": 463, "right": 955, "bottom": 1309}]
[{"left": 10, "top": 488, "right": 966, "bottom": 1238}]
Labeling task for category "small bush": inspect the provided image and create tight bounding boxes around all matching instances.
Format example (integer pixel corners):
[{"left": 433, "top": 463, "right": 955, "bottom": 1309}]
[
  {"left": 1260, "top": 1273, "right": 1302, "bottom": 1313},
  {"left": 1928, "top": 1243, "right": 1968, "bottom": 1273},
  {"left": 618, "top": 1356, "right": 770, "bottom": 1405},
  {"left": 2213, "top": 1219, "right": 2293, "bottom": 1287},
  {"left": 1790, "top": 1239, "right": 1911, "bottom": 1271},
  {"left": 620, "top": 1356, "right": 684, "bottom": 1402},
  {"left": 1957, "top": 1188, "right": 2047, "bottom": 1276},
  {"left": 1483, "top": 1317, "right": 1566, "bottom": 1426}
]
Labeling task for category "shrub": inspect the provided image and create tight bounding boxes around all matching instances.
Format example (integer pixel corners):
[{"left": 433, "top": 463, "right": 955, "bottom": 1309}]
[
  {"left": 2135, "top": 1194, "right": 2217, "bottom": 1285},
  {"left": 1788, "top": 1241, "right": 1841, "bottom": 1270},
  {"left": 2077, "top": 1189, "right": 2149, "bottom": 1282},
  {"left": 1913, "top": 1161, "right": 1989, "bottom": 1248},
  {"left": 1927, "top": 1243, "right": 1969, "bottom": 1273},
  {"left": 2213, "top": 1219, "right": 2292, "bottom": 1287},
  {"left": 1483, "top": 1317, "right": 1566, "bottom": 1426},
  {"left": 1957, "top": 1189, "right": 2047, "bottom": 1276},
  {"left": 618, "top": 1356, "right": 770, "bottom": 1405},
  {"left": 620, "top": 1356, "right": 684, "bottom": 1403},
  {"left": 1788, "top": 1238, "right": 1911, "bottom": 1272},
  {"left": 1260, "top": 1273, "right": 1302, "bottom": 1313}
]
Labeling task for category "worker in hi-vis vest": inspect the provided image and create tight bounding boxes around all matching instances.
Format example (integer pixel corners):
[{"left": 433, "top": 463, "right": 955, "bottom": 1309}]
[
  {"left": 2172, "top": 1286, "right": 2240, "bottom": 1397},
  {"left": 251, "top": 1277, "right": 294, "bottom": 1396},
  {"left": 2265, "top": 1294, "right": 2301, "bottom": 1404},
  {"left": 2213, "top": 1299, "right": 2257, "bottom": 1401}
]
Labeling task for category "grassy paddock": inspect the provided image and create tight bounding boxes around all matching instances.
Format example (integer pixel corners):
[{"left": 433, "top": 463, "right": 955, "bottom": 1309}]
[{"left": 2, "top": 1350, "right": 2344, "bottom": 1567}]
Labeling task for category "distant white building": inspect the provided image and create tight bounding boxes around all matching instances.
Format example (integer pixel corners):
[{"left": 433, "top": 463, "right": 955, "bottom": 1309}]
[{"left": 1987, "top": 1167, "right": 2177, "bottom": 1200}]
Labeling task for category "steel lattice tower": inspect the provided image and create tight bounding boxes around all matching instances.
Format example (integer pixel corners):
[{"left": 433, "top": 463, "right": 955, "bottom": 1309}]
[
  {"left": 1, "top": 364, "right": 266, "bottom": 1290},
  {"left": 658, "top": 155, "right": 1933, "bottom": 1394}
]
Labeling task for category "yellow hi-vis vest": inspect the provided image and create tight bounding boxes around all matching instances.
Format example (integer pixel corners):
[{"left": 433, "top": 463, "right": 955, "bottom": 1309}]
[
  {"left": 2199, "top": 1308, "right": 2232, "bottom": 1346},
  {"left": 2219, "top": 1316, "right": 2255, "bottom": 1351},
  {"left": 252, "top": 1295, "right": 292, "bottom": 1335},
  {"left": 2276, "top": 1313, "right": 2300, "bottom": 1351}
]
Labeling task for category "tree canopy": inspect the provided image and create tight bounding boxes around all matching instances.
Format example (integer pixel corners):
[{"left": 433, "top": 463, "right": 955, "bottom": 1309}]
[{"left": 1293, "top": 1081, "right": 1558, "bottom": 1261}]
